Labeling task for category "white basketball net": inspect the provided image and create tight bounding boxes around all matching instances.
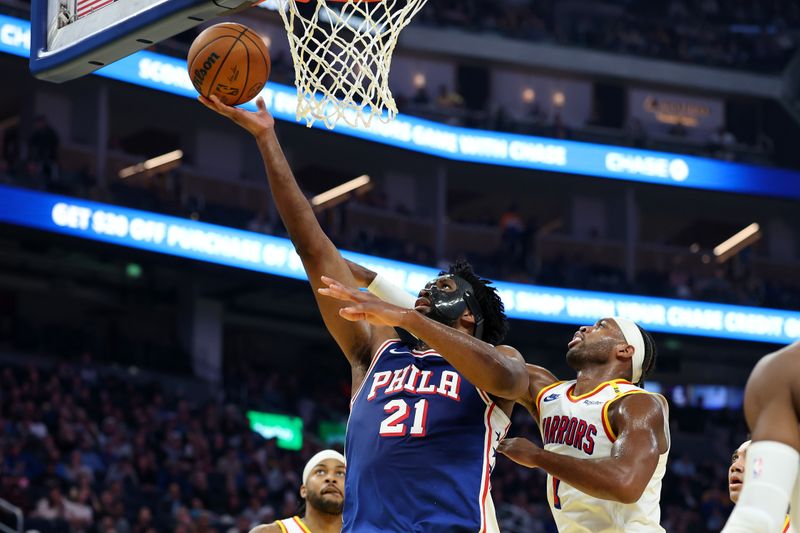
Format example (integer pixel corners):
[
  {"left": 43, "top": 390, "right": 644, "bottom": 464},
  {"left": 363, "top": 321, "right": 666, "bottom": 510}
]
[{"left": 275, "top": 0, "right": 428, "bottom": 129}]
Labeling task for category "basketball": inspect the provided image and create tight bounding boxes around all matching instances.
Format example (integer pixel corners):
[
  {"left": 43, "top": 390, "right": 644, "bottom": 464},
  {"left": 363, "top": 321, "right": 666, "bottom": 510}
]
[{"left": 187, "top": 22, "right": 271, "bottom": 106}]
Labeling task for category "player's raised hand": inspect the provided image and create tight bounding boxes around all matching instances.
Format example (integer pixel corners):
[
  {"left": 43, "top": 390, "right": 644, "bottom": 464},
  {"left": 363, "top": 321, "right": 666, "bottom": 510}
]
[
  {"left": 498, "top": 437, "right": 542, "bottom": 468},
  {"left": 318, "top": 275, "right": 408, "bottom": 327},
  {"left": 198, "top": 95, "right": 275, "bottom": 137}
]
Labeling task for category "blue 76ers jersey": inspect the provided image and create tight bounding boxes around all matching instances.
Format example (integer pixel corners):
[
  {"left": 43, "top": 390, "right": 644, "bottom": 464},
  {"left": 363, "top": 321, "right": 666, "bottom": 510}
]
[{"left": 344, "top": 339, "right": 510, "bottom": 533}]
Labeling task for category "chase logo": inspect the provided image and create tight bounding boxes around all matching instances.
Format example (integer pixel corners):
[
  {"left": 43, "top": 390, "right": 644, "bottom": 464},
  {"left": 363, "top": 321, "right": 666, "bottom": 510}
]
[
  {"left": 543, "top": 393, "right": 561, "bottom": 403},
  {"left": 605, "top": 152, "right": 690, "bottom": 182}
]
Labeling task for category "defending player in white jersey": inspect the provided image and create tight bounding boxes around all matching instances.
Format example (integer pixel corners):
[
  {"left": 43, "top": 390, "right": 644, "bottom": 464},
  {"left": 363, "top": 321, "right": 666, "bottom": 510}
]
[
  {"left": 345, "top": 263, "right": 670, "bottom": 532},
  {"left": 499, "top": 317, "right": 669, "bottom": 532},
  {"left": 250, "top": 450, "right": 345, "bottom": 533}
]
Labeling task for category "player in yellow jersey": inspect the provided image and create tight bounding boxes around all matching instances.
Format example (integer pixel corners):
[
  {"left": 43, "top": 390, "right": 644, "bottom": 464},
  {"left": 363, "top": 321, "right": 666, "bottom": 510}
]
[
  {"left": 250, "top": 451, "right": 345, "bottom": 533},
  {"left": 726, "top": 422, "right": 796, "bottom": 532}
]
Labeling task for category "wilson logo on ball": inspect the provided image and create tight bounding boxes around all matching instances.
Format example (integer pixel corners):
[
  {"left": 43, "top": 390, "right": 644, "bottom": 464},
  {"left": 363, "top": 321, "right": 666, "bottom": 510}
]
[{"left": 192, "top": 52, "right": 221, "bottom": 90}]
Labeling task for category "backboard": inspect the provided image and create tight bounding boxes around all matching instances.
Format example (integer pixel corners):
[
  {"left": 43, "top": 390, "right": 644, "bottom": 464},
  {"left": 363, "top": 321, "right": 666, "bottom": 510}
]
[{"left": 30, "top": 0, "right": 260, "bottom": 82}]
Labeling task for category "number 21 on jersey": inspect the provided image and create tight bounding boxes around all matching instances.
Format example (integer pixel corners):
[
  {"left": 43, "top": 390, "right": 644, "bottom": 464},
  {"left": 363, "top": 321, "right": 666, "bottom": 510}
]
[{"left": 379, "top": 399, "right": 429, "bottom": 437}]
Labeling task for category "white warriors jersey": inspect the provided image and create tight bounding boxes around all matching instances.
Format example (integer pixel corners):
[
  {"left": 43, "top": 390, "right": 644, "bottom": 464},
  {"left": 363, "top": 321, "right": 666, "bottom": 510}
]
[
  {"left": 275, "top": 517, "right": 311, "bottom": 533},
  {"left": 536, "top": 379, "right": 670, "bottom": 533}
]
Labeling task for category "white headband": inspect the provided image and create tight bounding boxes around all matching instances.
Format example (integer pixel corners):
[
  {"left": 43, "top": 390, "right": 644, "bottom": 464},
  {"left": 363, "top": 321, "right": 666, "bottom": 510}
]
[
  {"left": 302, "top": 450, "right": 346, "bottom": 485},
  {"left": 612, "top": 317, "right": 646, "bottom": 383}
]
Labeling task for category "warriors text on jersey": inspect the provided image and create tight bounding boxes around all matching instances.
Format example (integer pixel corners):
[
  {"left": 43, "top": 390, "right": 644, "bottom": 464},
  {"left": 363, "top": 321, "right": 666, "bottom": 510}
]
[
  {"left": 536, "top": 379, "right": 670, "bottom": 533},
  {"left": 344, "top": 339, "right": 510, "bottom": 533}
]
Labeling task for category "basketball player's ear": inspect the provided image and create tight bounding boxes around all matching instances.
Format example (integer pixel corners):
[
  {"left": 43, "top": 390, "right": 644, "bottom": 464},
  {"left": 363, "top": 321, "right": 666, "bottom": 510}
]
[
  {"left": 299, "top": 485, "right": 307, "bottom": 500},
  {"left": 616, "top": 343, "right": 635, "bottom": 362}
]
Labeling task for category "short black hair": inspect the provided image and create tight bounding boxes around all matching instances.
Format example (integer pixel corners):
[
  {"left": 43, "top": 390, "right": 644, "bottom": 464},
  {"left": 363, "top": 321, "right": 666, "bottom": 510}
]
[
  {"left": 635, "top": 325, "right": 657, "bottom": 388},
  {"left": 443, "top": 260, "right": 509, "bottom": 345}
]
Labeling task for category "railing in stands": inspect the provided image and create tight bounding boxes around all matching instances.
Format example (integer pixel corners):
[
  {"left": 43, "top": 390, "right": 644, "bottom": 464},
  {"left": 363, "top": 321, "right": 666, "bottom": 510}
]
[{"left": 0, "top": 498, "right": 22, "bottom": 533}]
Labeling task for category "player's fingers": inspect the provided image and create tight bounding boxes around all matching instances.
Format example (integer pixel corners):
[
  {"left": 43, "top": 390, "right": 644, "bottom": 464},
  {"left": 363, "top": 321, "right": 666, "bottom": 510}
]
[
  {"left": 320, "top": 275, "right": 339, "bottom": 287},
  {"left": 321, "top": 276, "right": 361, "bottom": 298},
  {"left": 255, "top": 96, "right": 267, "bottom": 113},
  {"left": 497, "top": 438, "right": 518, "bottom": 455},
  {"left": 208, "top": 95, "right": 235, "bottom": 116},
  {"left": 198, "top": 96, "right": 219, "bottom": 112},
  {"left": 339, "top": 307, "right": 366, "bottom": 322}
]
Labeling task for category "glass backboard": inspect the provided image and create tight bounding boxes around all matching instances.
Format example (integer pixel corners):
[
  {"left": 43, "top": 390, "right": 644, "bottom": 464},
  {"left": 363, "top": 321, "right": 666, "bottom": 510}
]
[{"left": 30, "top": 0, "right": 260, "bottom": 82}]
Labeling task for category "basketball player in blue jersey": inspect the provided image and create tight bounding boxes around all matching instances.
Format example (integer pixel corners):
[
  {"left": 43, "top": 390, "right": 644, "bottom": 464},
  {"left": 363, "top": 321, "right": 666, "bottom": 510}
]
[
  {"left": 199, "top": 94, "right": 529, "bottom": 532},
  {"left": 342, "top": 262, "right": 670, "bottom": 531},
  {"left": 723, "top": 342, "right": 800, "bottom": 533}
]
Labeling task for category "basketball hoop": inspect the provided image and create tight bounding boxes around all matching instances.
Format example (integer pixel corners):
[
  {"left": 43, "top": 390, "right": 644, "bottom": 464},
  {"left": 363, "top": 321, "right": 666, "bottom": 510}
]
[{"left": 273, "top": 0, "right": 428, "bottom": 129}]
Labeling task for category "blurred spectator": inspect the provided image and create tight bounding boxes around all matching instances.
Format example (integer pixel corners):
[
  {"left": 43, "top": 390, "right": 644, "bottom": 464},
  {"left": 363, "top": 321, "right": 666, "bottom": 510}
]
[
  {"left": 628, "top": 119, "right": 648, "bottom": 148},
  {"left": 1, "top": 350, "right": 751, "bottom": 532},
  {"left": 2, "top": 123, "right": 21, "bottom": 175},
  {"left": 28, "top": 115, "right": 60, "bottom": 183},
  {"left": 417, "top": 0, "right": 799, "bottom": 72},
  {"left": 411, "top": 85, "right": 432, "bottom": 106},
  {"left": 435, "top": 84, "right": 464, "bottom": 109},
  {"left": 498, "top": 204, "right": 526, "bottom": 274}
]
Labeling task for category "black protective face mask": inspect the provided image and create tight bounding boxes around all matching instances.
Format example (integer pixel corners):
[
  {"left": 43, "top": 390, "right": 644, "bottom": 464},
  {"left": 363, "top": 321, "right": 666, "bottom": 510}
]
[
  {"left": 425, "top": 274, "right": 485, "bottom": 341},
  {"left": 396, "top": 274, "right": 486, "bottom": 348}
]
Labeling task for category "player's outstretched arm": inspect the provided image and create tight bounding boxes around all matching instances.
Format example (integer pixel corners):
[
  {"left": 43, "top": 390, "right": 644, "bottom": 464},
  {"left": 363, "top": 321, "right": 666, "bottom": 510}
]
[
  {"left": 344, "top": 261, "right": 561, "bottom": 407},
  {"left": 499, "top": 393, "right": 667, "bottom": 503},
  {"left": 319, "top": 276, "right": 529, "bottom": 400},
  {"left": 199, "top": 96, "right": 390, "bottom": 372}
]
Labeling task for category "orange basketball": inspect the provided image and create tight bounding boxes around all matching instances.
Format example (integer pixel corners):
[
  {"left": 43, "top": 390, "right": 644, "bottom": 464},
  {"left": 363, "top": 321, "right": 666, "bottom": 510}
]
[{"left": 187, "top": 22, "right": 271, "bottom": 106}]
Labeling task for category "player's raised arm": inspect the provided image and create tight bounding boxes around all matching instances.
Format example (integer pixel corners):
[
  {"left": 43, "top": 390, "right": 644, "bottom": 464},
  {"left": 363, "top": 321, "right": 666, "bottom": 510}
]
[
  {"left": 199, "top": 96, "right": 391, "bottom": 372},
  {"left": 500, "top": 392, "right": 668, "bottom": 503}
]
